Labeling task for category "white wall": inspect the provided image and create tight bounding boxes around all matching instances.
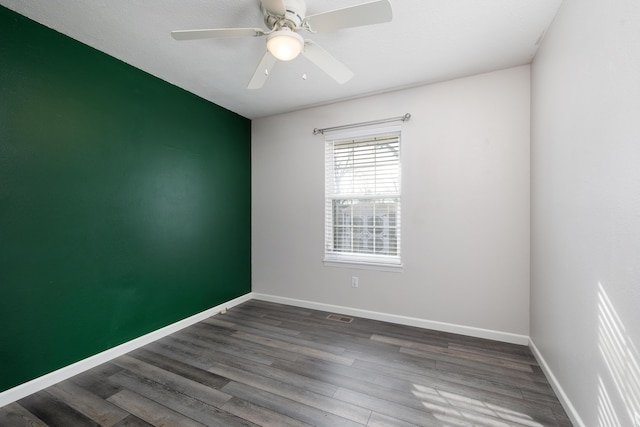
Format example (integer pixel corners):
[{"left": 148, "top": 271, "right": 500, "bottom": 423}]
[
  {"left": 530, "top": 0, "right": 640, "bottom": 425},
  {"left": 252, "top": 66, "right": 531, "bottom": 341}
]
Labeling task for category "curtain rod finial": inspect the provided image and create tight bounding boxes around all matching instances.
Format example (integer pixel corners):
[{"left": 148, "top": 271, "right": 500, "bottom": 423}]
[{"left": 313, "top": 128, "right": 323, "bottom": 135}]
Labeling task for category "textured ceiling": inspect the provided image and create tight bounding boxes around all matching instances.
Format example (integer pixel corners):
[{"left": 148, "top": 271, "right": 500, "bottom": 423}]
[{"left": 1, "top": 0, "right": 563, "bottom": 119}]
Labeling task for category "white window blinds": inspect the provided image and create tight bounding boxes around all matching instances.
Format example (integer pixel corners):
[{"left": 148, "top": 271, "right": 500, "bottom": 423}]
[{"left": 324, "top": 128, "right": 401, "bottom": 267}]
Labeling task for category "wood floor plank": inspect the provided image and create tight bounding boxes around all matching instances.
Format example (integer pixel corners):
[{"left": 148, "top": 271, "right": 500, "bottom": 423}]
[
  {"left": 19, "top": 391, "right": 100, "bottom": 427},
  {"left": 400, "top": 346, "right": 534, "bottom": 374},
  {"left": 0, "top": 402, "right": 49, "bottom": 427},
  {"left": 436, "top": 358, "right": 548, "bottom": 384},
  {"left": 112, "top": 355, "right": 231, "bottom": 406},
  {"left": 180, "top": 322, "right": 299, "bottom": 363},
  {"left": 333, "top": 387, "right": 442, "bottom": 427},
  {"left": 111, "top": 414, "right": 154, "bottom": 426},
  {"left": 247, "top": 300, "right": 314, "bottom": 318},
  {"left": 270, "top": 354, "right": 398, "bottom": 396},
  {"left": 285, "top": 360, "right": 464, "bottom": 423},
  {"left": 148, "top": 332, "right": 276, "bottom": 373},
  {"left": 395, "top": 354, "right": 527, "bottom": 400},
  {"left": 221, "top": 381, "right": 366, "bottom": 427},
  {"left": 221, "top": 397, "right": 312, "bottom": 427},
  {"left": 351, "top": 344, "right": 438, "bottom": 373},
  {"left": 142, "top": 339, "right": 217, "bottom": 371},
  {"left": 107, "top": 389, "right": 206, "bottom": 427},
  {"left": 228, "top": 321, "right": 350, "bottom": 356},
  {"left": 256, "top": 311, "right": 376, "bottom": 341},
  {"left": 446, "top": 343, "right": 538, "bottom": 365},
  {"left": 351, "top": 359, "right": 561, "bottom": 425},
  {"left": 355, "top": 356, "right": 507, "bottom": 399},
  {"left": 46, "top": 380, "right": 129, "bottom": 426},
  {"left": 211, "top": 312, "right": 301, "bottom": 337},
  {"left": 435, "top": 360, "right": 556, "bottom": 396},
  {"left": 6, "top": 300, "right": 571, "bottom": 426},
  {"left": 208, "top": 360, "right": 338, "bottom": 398},
  {"left": 232, "top": 330, "right": 355, "bottom": 366},
  {"left": 70, "top": 362, "right": 125, "bottom": 400},
  {"left": 372, "top": 334, "right": 534, "bottom": 373},
  {"left": 200, "top": 317, "right": 237, "bottom": 329},
  {"left": 413, "top": 387, "right": 543, "bottom": 427},
  {"left": 130, "top": 347, "right": 230, "bottom": 390},
  {"left": 208, "top": 362, "right": 371, "bottom": 424},
  {"left": 108, "top": 371, "right": 252, "bottom": 427},
  {"left": 367, "top": 411, "right": 423, "bottom": 427}
]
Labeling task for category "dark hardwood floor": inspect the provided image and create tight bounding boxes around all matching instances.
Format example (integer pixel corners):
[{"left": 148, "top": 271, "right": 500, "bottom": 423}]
[{"left": 0, "top": 300, "right": 572, "bottom": 426}]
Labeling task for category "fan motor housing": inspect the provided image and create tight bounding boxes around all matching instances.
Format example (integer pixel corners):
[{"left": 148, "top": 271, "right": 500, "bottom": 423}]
[{"left": 263, "top": 0, "right": 307, "bottom": 30}]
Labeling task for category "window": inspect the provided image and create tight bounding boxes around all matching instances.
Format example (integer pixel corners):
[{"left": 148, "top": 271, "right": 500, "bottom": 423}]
[{"left": 324, "top": 126, "right": 401, "bottom": 269}]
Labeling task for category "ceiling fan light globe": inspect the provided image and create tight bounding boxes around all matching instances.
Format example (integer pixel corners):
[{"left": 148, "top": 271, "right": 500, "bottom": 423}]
[{"left": 267, "top": 29, "right": 304, "bottom": 61}]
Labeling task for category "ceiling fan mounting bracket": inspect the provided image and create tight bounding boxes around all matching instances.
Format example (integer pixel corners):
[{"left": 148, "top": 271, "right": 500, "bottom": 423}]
[{"left": 262, "top": 0, "right": 307, "bottom": 31}]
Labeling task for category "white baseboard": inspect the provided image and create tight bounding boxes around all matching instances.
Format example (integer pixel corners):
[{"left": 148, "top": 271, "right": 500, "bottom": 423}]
[
  {"left": 529, "top": 338, "right": 585, "bottom": 427},
  {"left": 0, "top": 292, "right": 253, "bottom": 408},
  {"left": 0, "top": 291, "right": 533, "bottom": 409},
  {"left": 252, "top": 293, "right": 529, "bottom": 345}
]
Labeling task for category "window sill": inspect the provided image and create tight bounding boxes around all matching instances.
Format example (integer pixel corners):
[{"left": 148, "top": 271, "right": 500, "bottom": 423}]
[{"left": 323, "top": 258, "right": 403, "bottom": 272}]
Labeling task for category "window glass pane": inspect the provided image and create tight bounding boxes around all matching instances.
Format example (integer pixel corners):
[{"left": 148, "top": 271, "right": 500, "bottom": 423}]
[{"left": 331, "top": 199, "right": 399, "bottom": 256}]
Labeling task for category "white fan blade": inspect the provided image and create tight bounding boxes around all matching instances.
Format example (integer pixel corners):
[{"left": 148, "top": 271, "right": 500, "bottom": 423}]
[
  {"left": 248, "top": 51, "right": 277, "bottom": 89},
  {"left": 171, "top": 28, "right": 264, "bottom": 40},
  {"left": 304, "top": 0, "right": 392, "bottom": 33},
  {"left": 302, "top": 40, "right": 354, "bottom": 84},
  {"left": 260, "top": 0, "right": 286, "bottom": 16}
]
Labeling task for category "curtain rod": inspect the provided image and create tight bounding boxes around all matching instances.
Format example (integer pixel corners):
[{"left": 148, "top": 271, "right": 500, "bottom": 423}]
[{"left": 313, "top": 113, "right": 411, "bottom": 135}]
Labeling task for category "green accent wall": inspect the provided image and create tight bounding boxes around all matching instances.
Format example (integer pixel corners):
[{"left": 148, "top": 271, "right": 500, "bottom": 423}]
[{"left": 0, "top": 6, "right": 251, "bottom": 392}]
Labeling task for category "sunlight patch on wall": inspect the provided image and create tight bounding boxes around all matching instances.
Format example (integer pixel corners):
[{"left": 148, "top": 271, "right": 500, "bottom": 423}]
[
  {"left": 598, "top": 376, "right": 622, "bottom": 427},
  {"left": 598, "top": 282, "right": 640, "bottom": 426}
]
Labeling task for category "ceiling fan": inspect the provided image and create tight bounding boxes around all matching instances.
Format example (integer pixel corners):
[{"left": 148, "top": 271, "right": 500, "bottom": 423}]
[{"left": 171, "top": 0, "right": 393, "bottom": 89}]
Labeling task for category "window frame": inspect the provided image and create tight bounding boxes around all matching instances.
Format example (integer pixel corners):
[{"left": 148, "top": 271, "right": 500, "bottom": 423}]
[{"left": 323, "top": 125, "right": 403, "bottom": 271}]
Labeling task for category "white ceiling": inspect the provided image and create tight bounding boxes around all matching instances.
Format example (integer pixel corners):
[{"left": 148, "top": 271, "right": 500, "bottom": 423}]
[{"left": 1, "top": 0, "right": 563, "bottom": 119}]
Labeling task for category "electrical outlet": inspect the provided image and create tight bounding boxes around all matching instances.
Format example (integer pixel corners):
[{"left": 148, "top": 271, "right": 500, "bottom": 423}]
[{"left": 351, "top": 276, "right": 359, "bottom": 288}]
